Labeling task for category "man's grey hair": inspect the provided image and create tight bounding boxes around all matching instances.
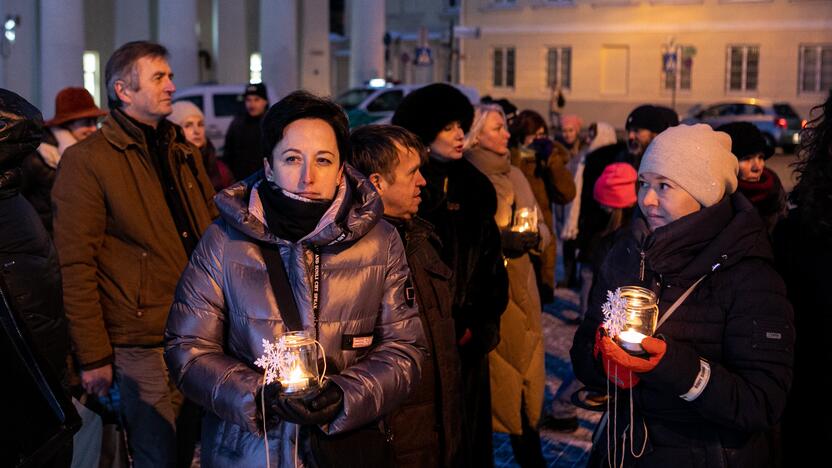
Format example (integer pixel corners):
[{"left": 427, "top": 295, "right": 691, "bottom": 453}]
[{"left": 105, "top": 41, "right": 168, "bottom": 110}]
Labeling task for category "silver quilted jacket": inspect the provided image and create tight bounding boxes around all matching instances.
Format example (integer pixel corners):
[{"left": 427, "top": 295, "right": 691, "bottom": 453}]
[{"left": 164, "top": 165, "right": 426, "bottom": 467}]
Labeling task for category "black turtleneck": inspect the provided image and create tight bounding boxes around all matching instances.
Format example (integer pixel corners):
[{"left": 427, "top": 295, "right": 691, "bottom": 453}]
[{"left": 117, "top": 109, "right": 197, "bottom": 255}]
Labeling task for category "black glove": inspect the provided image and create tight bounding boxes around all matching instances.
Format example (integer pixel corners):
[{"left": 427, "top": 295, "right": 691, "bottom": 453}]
[
  {"left": 262, "top": 380, "right": 344, "bottom": 426},
  {"left": 528, "top": 137, "right": 554, "bottom": 162},
  {"left": 501, "top": 230, "right": 539, "bottom": 258}
]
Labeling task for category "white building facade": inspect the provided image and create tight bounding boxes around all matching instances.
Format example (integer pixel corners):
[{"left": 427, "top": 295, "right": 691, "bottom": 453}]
[{"left": 459, "top": 0, "right": 832, "bottom": 126}]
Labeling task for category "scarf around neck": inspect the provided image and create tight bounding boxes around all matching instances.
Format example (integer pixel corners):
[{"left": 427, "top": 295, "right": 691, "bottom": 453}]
[
  {"left": 257, "top": 180, "right": 333, "bottom": 242},
  {"left": 465, "top": 146, "right": 515, "bottom": 227}
]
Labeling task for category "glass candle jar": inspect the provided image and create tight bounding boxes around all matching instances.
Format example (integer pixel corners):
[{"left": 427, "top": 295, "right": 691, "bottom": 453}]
[
  {"left": 277, "top": 331, "right": 320, "bottom": 395},
  {"left": 511, "top": 207, "right": 538, "bottom": 233},
  {"left": 614, "top": 286, "right": 659, "bottom": 355}
]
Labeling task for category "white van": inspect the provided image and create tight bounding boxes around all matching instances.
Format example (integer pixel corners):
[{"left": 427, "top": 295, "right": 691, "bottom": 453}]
[{"left": 173, "top": 83, "right": 278, "bottom": 152}]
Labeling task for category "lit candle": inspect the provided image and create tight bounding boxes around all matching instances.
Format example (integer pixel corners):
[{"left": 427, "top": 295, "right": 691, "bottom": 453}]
[
  {"left": 617, "top": 329, "right": 647, "bottom": 353},
  {"left": 511, "top": 208, "right": 537, "bottom": 233},
  {"left": 280, "top": 362, "right": 314, "bottom": 393}
]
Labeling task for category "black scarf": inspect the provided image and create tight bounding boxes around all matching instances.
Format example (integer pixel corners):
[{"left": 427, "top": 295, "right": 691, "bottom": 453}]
[{"left": 258, "top": 180, "right": 332, "bottom": 242}]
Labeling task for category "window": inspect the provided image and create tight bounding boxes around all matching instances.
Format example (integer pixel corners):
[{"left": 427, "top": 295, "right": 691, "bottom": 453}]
[
  {"left": 726, "top": 45, "right": 759, "bottom": 92},
  {"left": 493, "top": 47, "right": 516, "bottom": 88},
  {"left": 83, "top": 51, "right": 100, "bottom": 106},
  {"left": 799, "top": 45, "right": 832, "bottom": 93},
  {"left": 250, "top": 53, "right": 262, "bottom": 84},
  {"left": 213, "top": 94, "right": 244, "bottom": 117},
  {"left": 547, "top": 47, "right": 571, "bottom": 91},
  {"left": 366, "top": 90, "right": 404, "bottom": 113},
  {"left": 663, "top": 45, "right": 694, "bottom": 91}
]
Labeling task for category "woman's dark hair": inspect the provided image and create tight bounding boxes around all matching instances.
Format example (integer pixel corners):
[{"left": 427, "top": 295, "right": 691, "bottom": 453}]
[
  {"left": 509, "top": 110, "right": 547, "bottom": 148},
  {"left": 261, "top": 90, "right": 350, "bottom": 165},
  {"left": 791, "top": 90, "right": 832, "bottom": 237}
]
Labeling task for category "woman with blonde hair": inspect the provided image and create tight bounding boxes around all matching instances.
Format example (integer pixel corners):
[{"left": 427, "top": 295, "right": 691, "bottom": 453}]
[{"left": 464, "top": 104, "right": 550, "bottom": 467}]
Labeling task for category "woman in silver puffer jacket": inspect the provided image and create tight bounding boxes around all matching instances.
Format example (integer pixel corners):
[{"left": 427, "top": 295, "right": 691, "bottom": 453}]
[{"left": 164, "top": 91, "right": 426, "bottom": 468}]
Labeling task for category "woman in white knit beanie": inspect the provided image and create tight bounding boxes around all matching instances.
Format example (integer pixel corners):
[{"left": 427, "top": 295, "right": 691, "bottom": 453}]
[
  {"left": 637, "top": 123, "right": 738, "bottom": 230},
  {"left": 570, "top": 123, "right": 793, "bottom": 467}
]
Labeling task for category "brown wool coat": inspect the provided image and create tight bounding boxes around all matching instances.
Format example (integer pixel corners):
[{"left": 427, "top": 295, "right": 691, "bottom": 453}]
[
  {"left": 510, "top": 143, "right": 576, "bottom": 291},
  {"left": 52, "top": 110, "right": 218, "bottom": 369}
]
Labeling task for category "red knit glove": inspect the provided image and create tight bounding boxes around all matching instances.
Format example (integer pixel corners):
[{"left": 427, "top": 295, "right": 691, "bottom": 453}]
[{"left": 595, "top": 328, "right": 667, "bottom": 389}]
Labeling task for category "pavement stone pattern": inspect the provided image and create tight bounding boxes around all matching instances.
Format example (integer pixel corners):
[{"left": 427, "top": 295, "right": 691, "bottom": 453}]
[{"left": 493, "top": 288, "right": 602, "bottom": 468}]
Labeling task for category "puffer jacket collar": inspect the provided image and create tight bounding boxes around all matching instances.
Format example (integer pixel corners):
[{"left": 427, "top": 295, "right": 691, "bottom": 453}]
[
  {"left": 632, "top": 192, "right": 772, "bottom": 283},
  {"left": 215, "top": 163, "right": 383, "bottom": 246}
]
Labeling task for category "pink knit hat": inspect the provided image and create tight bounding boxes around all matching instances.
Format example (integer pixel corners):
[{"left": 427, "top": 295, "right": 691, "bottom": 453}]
[
  {"left": 594, "top": 163, "right": 637, "bottom": 208},
  {"left": 561, "top": 114, "right": 583, "bottom": 129}
]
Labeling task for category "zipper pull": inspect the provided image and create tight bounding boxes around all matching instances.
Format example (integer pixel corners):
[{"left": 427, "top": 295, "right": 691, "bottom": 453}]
[{"left": 639, "top": 251, "right": 646, "bottom": 282}]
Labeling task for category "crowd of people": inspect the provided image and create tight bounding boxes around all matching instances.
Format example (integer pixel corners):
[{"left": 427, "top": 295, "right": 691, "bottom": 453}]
[{"left": 2, "top": 39, "right": 829, "bottom": 468}]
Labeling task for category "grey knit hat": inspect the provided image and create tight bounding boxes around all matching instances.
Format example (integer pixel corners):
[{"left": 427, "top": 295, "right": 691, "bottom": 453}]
[{"left": 638, "top": 124, "right": 738, "bottom": 207}]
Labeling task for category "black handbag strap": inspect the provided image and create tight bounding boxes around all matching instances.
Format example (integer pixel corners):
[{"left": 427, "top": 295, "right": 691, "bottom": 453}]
[{"left": 259, "top": 243, "right": 304, "bottom": 332}]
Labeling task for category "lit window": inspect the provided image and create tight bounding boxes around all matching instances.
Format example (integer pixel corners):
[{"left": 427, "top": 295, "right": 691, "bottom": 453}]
[
  {"left": 547, "top": 46, "right": 571, "bottom": 91},
  {"left": 726, "top": 45, "right": 759, "bottom": 92},
  {"left": 663, "top": 45, "right": 694, "bottom": 91},
  {"left": 83, "top": 51, "right": 100, "bottom": 106},
  {"left": 799, "top": 44, "right": 832, "bottom": 94},
  {"left": 250, "top": 53, "right": 262, "bottom": 84},
  {"left": 493, "top": 47, "right": 515, "bottom": 88}
]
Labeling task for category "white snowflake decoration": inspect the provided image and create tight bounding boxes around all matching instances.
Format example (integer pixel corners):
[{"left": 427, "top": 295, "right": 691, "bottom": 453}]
[
  {"left": 254, "top": 337, "right": 295, "bottom": 385},
  {"left": 601, "top": 288, "right": 628, "bottom": 337}
]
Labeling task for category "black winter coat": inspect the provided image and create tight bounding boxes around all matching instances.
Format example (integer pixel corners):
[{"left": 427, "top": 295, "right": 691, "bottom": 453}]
[
  {"left": 222, "top": 113, "right": 264, "bottom": 180},
  {"left": 417, "top": 157, "right": 509, "bottom": 360},
  {"left": 0, "top": 91, "right": 68, "bottom": 382},
  {"left": 576, "top": 142, "right": 628, "bottom": 263},
  {"left": 21, "top": 130, "right": 58, "bottom": 233},
  {"left": 773, "top": 209, "right": 832, "bottom": 465},
  {"left": 572, "top": 194, "right": 794, "bottom": 468},
  {"left": 387, "top": 216, "right": 464, "bottom": 468}
]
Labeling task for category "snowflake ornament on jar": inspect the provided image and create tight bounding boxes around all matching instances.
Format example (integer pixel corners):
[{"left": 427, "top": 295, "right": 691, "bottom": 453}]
[
  {"left": 254, "top": 337, "right": 293, "bottom": 385},
  {"left": 601, "top": 288, "right": 628, "bottom": 337}
]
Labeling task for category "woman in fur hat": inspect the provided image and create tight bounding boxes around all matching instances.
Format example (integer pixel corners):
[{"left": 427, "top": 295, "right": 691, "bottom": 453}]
[
  {"left": 572, "top": 124, "right": 793, "bottom": 468},
  {"left": 392, "top": 83, "right": 509, "bottom": 468},
  {"left": 716, "top": 122, "right": 786, "bottom": 233},
  {"left": 22, "top": 87, "right": 105, "bottom": 233}
]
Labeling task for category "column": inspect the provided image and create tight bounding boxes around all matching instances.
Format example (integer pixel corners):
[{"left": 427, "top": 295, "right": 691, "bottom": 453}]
[
  {"left": 214, "top": 0, "right": 249, "bottom": 84},
  {"left": 114, "top": 0, "right": 150, "bottom": 46},
  {"left": 348, "top": 0, "right": 384, "bottom": 87},
  {"left": 260, "top": 0, "right": 298, "bottom": 99},
  {"left": 40, "top": 0, "right": 84, "bottom": 118},
  {"left": 300, "top": 0, "right": 330, "bottom": 95},
  {"left": 158, "top": 0, "right": 199, "bottom": 88}
]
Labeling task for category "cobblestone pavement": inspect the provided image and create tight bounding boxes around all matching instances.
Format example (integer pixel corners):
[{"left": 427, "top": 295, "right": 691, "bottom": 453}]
[{"left": 493, "top": 287, "right": 602, "bottom": 468}]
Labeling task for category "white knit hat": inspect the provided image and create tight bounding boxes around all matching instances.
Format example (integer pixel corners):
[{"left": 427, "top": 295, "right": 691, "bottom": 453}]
[
  {"left": 638, "top": 124, "right": 738, "bottom": 207},
  {"left": 167, "top": 100, "right": 204, "bottom": 126}
]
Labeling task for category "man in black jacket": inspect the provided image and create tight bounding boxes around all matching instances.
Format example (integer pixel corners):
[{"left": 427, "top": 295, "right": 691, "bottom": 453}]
[
  {"left": 223, "top": 82, "right": 269, "bottom": 180},
  {"left": 349, "top": 125, "right": 465, "bottom": 468}
]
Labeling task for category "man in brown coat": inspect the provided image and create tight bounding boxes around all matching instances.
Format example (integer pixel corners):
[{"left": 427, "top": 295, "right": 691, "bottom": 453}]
[{"left": 52, "top": 41, "right": 217, "bottom": 468}]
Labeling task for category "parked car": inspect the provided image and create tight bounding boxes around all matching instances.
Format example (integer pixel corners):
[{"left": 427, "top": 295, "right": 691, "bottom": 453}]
[
  {"left": 173, "top": 83, "right": 278, "bottom": 152},
  {"left": 335, "top": 82, "right": 480, "bottom": 128},
  {"left": 681, "top": 98, "right": 803, "bottom": 153}
]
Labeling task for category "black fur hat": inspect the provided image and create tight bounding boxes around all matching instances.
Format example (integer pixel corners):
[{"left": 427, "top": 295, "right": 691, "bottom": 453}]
[
  {"left": 392, "top": 83, "right": 474, "bottom": 146},
  {"left": 716, "top": 121, "right": 774, "bottom": 159}
]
